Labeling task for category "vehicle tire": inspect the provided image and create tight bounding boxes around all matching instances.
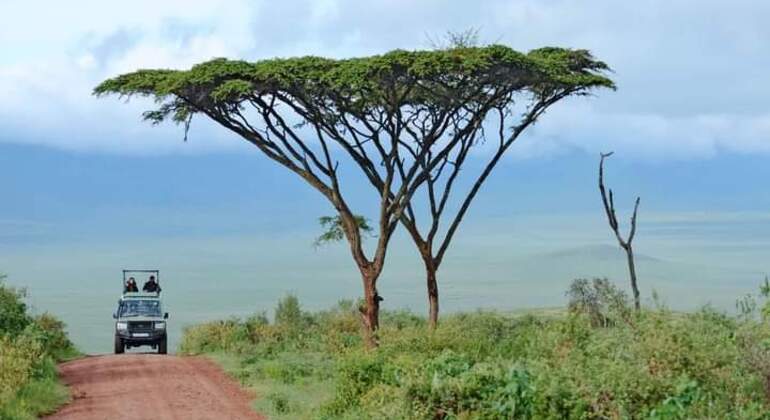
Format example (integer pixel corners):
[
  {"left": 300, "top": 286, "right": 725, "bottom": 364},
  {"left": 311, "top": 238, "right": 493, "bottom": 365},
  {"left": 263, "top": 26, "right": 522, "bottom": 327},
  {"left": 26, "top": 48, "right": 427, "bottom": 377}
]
[
  {"left": 114, "top": 335, "right": 124, "bottom": 354},
  {"left": 158, "top": 336, "right": 167, "bottom": 355}
]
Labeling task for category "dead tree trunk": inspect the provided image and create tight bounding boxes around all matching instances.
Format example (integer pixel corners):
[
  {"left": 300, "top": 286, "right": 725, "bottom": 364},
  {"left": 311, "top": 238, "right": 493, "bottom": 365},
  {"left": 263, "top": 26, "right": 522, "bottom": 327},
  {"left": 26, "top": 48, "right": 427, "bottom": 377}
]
[
  {"left": 598, "top": 152, "right": 641, "bottom": 311},
  {"left": 626, "top": 245, "right": 640, "bottom": 310}
]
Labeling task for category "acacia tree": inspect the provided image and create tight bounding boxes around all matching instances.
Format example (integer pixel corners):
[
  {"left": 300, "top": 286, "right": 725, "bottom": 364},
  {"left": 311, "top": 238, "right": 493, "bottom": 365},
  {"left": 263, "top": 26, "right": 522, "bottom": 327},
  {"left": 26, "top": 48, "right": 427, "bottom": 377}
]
[
  {"left": 95, "top": 45, "right": 613, "bottom": 345},
  {"left": 598, "top": 152, "right": 641, "bottom": 310},
  {"left": 395, "top": 50, "right": 614, "bottom": 328}
]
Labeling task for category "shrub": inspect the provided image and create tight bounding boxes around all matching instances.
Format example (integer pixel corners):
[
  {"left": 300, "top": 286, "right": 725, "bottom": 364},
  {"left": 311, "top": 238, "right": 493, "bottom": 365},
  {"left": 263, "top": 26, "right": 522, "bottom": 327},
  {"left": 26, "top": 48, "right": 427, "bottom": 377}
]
[
  {"left": 0, "top": 276, "right": 31, "bottom": 336},
  {"left": 323, "top": 351, "right": 397, "bottom": 415},
  {"left": 403, "top": 351, "right": 535, "bottom": 419},
  {"left": 181, "top": 290, "right": 770, "bottom": 419},
  {"left": 179, "top": 319, "right": 251, "bottom": 354},
  {"left": 275, "top": 294, "right": 307, "bottom": 329},
  {"left": 0, "top": 276, "right": 75, "bottom": 419},
  {"left": 266, "top": 391, "right": 292, "bottom": 414},
  {"left": 0, "top": 335, "right": 42, "bottom": 402},
  {"left": 567, "top": 278, "right": 632, "bottom": 327}
]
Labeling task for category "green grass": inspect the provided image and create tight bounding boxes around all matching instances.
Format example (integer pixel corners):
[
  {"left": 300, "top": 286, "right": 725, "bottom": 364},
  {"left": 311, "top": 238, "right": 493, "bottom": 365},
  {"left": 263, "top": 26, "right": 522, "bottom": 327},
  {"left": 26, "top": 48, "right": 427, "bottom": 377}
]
[
  {"left": 180, "top": 289, "right": 770, "bottom": 419},
  {"left": 0, "top": 360, "right": 71, "bottom": 420},
  {"left": 207, "top": 351, "right": 334, "bottom": 419}
]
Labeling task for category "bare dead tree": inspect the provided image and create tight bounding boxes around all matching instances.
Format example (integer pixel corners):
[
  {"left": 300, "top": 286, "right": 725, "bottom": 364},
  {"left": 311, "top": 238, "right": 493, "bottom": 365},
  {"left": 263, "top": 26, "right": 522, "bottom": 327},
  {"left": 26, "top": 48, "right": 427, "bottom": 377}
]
[{"left": 598, "top": 152, "right": 641, "bottom": 311}]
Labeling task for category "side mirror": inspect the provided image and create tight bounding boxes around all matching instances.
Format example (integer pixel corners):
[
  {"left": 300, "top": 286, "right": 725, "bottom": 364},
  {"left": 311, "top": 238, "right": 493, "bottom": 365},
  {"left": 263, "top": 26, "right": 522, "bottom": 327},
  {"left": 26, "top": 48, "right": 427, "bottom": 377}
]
[
  {"left": 112, "top": 313, "right": 117, "bottom": 319},
  {"left": 164, "top": 312, "right": 169, "bottom": 319}
]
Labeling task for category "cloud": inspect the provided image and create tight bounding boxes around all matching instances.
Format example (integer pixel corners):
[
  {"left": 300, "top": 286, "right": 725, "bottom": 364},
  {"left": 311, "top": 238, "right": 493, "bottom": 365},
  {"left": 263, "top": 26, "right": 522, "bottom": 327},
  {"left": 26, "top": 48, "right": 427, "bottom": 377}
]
[
  {"left": 1, "top": 0, "right": 769, "bottom": 158},
  {"left": 507, "top": 100, "right": 770, "bottom": 160}
]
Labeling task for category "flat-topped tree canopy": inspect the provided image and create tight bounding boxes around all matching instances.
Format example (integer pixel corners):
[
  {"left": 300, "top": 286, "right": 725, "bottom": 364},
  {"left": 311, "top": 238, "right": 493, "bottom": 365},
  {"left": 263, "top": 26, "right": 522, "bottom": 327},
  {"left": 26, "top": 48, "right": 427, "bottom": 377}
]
[
  {"left": 94, "top": 45, "right": 613, "bottom": 126},
  {"left": 94, "top": 45, "right": 614, "bottom": 207}
]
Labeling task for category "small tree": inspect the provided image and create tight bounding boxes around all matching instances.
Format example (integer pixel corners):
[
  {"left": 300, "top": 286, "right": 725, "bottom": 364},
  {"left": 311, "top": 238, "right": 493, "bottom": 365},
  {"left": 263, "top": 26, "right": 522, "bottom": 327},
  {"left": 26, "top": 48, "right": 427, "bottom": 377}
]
[
  {"left": 598, "top": 152, "right": 642, "bottom": 310},
  {"left": 95, "top": 45, "right": 613, "bottom": 346},
  {"left": 566, "top": 278, "right": 632, "bottom": 327}
]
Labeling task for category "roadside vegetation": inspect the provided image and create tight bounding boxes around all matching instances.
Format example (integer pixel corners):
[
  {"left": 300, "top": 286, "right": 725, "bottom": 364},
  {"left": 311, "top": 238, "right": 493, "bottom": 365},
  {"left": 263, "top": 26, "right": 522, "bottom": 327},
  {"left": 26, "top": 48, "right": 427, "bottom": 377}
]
[
  {"left": 180, "top": 281, "right": 770, "bottom": 419},
  {"left": 0, "top": 274, "right": 79, "bottom": 420}
]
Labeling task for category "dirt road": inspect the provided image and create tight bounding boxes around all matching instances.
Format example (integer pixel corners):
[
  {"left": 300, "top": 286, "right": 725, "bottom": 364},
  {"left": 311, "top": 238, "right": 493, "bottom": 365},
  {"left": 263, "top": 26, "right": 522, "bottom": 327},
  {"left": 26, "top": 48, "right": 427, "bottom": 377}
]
[{"left": 45, "top": 354, "right": 263, "bottom": 420}]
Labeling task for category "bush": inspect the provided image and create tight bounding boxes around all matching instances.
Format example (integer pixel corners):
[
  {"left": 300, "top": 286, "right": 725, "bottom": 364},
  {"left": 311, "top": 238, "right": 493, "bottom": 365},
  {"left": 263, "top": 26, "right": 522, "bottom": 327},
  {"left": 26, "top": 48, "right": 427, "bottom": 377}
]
[
  {"left": 0, "top": 276, "right": 31, "bottom": 336},
  {"left": 0, "top": 275, "right": 76, "bottom": 419},
  {"left": 0, "top": 335, "right": 42, "bottom": 402},
  {"left": 182, "top": 291, "right": 770, "bottom": 419},
  {"left": 401, "top": 351, "right": 535, "bottom": 419},
  {"left": 275, "top": 294, "right": 309, "bottom": 329},
  {"left": 567, "top": 278, "right": 632, "bottom": 327}
]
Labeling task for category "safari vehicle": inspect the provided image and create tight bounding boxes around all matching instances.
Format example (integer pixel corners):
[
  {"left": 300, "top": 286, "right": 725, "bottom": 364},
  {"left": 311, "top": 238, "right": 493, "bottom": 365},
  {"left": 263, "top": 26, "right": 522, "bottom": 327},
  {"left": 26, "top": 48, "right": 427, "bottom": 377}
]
[{"left": 113, "top": 270, "right": 168, "bottom": 354}]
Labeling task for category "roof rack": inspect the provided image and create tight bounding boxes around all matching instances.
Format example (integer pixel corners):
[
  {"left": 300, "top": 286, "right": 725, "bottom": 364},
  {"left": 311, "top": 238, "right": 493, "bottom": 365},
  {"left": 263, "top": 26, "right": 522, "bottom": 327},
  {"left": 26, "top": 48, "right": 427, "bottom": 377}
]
[{"left": 121, "top": 292, "right": 162, "bottom": 299}]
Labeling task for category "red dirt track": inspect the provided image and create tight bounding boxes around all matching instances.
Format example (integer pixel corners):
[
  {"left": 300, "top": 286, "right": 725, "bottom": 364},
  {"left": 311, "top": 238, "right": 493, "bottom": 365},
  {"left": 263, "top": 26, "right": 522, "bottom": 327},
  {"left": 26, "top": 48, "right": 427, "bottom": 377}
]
[{"left": 44, "top": 354, "right": 263, "bottom": 420}]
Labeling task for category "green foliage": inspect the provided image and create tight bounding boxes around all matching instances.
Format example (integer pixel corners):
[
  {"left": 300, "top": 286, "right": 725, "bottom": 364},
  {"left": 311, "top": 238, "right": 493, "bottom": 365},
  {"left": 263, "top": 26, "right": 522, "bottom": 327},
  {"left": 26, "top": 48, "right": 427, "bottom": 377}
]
[
  {"left": 0, "top": 275, "right": 77, "bottom": 419},
  {"left": 648, "top": 376, "right": 703, "bottom": 420},
  {"left": 94, "top": 45, "right": 614, "bottom": 133},
  {"left": 0, "top": 334, "right": 42, "bottom": 403},
  {"left": 314, "top": 215, "right": 374, "bottom": 247},
  {"left": 760, "top": 276, "right": 770, "bottom": 321},
  {"left": 274, "top": 294, "right": 307, "bottom": 328},
  {"left": 0, "top": 276, "right": 31, "bottom": 336},
  {"left": 266, "top": 391, "right": 292, "bottom": 413},
  {"left": 0, "top": 358, "right": 69, "bottom": 420},
  {"left": 181, "top": 291, "right": 770, "bottom": 419},
  {"left": 567, "top": 278, "right": 632, "bottom": 327}
]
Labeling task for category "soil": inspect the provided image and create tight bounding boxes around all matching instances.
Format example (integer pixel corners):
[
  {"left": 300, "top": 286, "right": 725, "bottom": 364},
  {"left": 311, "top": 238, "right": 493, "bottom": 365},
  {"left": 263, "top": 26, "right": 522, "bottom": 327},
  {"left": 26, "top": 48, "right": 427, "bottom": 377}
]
[{"left": 44, "top": 354, "right": 264, "bottom": 420}]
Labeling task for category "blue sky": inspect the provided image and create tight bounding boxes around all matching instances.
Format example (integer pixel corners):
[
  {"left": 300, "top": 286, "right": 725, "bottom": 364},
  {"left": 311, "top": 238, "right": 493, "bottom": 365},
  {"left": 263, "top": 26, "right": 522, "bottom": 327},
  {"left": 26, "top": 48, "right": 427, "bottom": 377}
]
[{"left": 1, "top": 1, "right": 770, "bottom": 322}]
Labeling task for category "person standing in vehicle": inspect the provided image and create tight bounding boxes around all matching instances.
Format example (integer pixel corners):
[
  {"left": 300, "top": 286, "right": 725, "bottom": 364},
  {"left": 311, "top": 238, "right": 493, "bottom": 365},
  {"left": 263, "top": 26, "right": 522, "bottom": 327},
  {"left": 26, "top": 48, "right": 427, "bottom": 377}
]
[
  {"left": 142, "top": 275, "right": 161, "bottom": 293},
  {"left": 124, "top": 277, "right": 138, "bottom": 293}
]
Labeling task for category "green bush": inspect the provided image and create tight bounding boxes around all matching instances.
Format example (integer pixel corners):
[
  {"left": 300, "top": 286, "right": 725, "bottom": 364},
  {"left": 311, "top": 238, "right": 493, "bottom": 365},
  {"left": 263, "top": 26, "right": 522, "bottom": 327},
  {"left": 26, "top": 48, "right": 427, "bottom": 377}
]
[
  {"left": 567, "top": 278, "right": 632, "bottom": 327},
  {"left": 0, "top": 276, "right": 31, "bottom": 336},
  {"left": 0, "top": 275, "right": 77, "bottom": 419},
  {"left": 0, "top": 334, "right": 42, "bottom": 402},
  {"left": 182, "top": 288, "right": 770, "bottom": 419}
]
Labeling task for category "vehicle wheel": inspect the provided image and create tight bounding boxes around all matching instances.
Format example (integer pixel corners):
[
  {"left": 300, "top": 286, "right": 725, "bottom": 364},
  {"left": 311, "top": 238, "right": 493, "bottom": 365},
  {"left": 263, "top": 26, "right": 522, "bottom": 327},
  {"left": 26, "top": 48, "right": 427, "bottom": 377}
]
[
  {"left": 158, "top": 336, "right": 167, "bottom": 355},
  {"left": 114, "top": 335, "right": 124, "bottom": 354}
]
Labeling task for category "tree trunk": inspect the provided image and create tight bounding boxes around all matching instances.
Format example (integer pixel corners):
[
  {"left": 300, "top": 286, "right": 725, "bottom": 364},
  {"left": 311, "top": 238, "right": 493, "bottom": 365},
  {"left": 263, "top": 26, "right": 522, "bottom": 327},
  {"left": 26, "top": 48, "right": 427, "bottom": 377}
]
[
  {"left": 359, "top": 272, "right": 381, "bottom": 349},
  {"left": 427, "top": 267, "right": 439, "bottom": 329},
  {"left": 626, "top": 246, "right": 640, "bottom": 311},
  {"left": 419, "top": 246, "right": 440, "bottom": 329}
]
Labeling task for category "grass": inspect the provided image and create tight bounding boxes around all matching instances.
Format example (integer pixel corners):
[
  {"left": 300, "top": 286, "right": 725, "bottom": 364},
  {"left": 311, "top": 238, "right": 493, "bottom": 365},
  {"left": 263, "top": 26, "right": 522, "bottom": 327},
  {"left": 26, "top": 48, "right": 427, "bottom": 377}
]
[
  {"left": 209, "top": 351, "right": 335, "bottom": 419},
  {"left": 0, "top": 360, "right": 71, "bottom": 420},
  {"left": 179, "top": 284, "right": 770, "bottom": 419}
]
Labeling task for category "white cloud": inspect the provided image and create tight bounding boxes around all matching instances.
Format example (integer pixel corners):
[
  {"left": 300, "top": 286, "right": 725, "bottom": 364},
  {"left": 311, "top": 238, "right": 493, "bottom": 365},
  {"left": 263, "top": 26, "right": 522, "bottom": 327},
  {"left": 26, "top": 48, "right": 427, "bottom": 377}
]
[
  {"left": 1, "top": 0, "right": 769, "bottom": 158},
  {"left": 513, "top": 101, "right": 770, "bottom": 160}
]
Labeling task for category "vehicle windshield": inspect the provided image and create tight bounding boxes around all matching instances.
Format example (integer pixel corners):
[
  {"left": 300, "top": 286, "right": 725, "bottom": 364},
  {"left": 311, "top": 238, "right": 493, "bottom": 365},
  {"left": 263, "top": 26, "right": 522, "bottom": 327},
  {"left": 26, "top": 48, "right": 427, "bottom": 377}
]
[{"left": 118, "top": 299, "right": 162, "bottom": 318}]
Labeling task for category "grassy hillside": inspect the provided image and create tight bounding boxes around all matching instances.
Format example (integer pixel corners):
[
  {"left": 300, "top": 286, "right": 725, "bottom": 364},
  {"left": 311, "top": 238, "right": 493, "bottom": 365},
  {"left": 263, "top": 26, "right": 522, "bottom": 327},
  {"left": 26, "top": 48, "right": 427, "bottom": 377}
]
[
  {"left": 0, "top": 275, "right": 79, "bottom": 420},
  {"left": 180, "top": 283, "right": 770, "bottom": 419}
]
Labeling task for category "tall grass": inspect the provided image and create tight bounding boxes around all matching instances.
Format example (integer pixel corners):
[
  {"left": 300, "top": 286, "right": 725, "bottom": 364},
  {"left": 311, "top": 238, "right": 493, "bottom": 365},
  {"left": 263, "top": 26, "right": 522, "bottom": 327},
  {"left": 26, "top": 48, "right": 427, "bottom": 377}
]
[{"left": 181, "top": 285, "right": 770, "bottom": 419}]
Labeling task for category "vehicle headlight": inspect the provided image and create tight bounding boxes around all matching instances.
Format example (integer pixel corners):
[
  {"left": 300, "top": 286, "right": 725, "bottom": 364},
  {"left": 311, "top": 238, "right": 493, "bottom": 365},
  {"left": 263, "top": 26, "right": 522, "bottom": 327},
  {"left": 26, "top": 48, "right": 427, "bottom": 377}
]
[
  {"left": 154, "top": 322, "right": 166, "bottom": 330},
  {"left": 116, "top": 322, "right": 128, "bottom": 331}
]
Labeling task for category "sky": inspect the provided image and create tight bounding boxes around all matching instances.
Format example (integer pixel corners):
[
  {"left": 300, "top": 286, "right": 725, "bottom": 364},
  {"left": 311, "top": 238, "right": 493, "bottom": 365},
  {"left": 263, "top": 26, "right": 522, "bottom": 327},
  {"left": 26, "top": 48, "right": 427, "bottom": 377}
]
[
  {"left": 2, "top": 0, "right": 770, "bottom": 156},
  {"left": 1, "top": 0, "right": 770, "bottom": 337}
]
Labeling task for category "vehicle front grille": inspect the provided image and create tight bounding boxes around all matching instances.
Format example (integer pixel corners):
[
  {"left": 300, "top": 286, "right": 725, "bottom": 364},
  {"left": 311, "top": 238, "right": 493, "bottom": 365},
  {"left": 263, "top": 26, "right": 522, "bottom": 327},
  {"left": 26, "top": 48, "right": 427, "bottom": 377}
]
[{"left": 128, "top": 321, "right": 153, "bottom": 332}]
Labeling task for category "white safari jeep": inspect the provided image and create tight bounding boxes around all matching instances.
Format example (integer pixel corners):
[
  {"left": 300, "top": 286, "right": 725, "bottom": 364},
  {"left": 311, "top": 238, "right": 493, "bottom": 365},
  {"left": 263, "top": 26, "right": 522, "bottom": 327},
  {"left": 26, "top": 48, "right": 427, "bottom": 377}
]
[{"left": 113, "top": 270, "right": 168, "bottom": 354}]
